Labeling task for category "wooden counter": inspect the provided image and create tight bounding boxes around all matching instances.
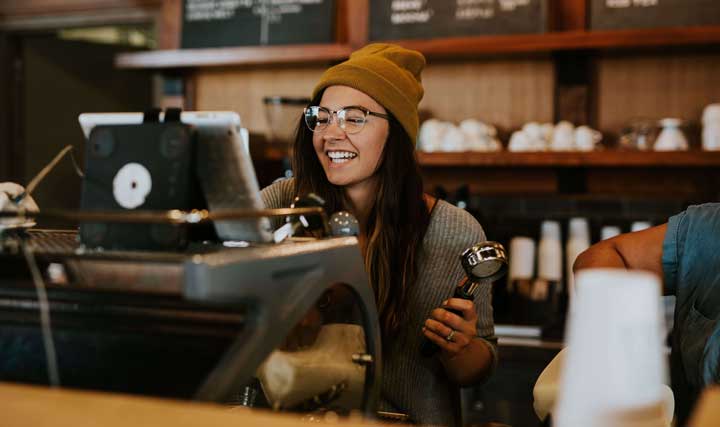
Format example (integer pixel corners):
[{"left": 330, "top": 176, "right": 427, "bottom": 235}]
[{"left": 0, "top": 382, "right": 380, "bottom": 427}]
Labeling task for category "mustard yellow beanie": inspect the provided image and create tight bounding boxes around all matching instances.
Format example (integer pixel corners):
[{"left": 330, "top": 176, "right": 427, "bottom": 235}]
[{"left": 312, "top": 43, "right": 425, "bottom": 143}]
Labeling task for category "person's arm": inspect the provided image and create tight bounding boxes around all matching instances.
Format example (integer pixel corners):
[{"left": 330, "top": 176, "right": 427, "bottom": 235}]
[
  {"left": 573, "top": 224, "right": 667, "bottom": 279},
  {"left": 422, "top": 297, "right": 495, "bottom": 386}
]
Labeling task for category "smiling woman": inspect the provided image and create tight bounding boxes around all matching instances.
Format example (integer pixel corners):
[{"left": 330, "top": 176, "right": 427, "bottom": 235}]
[
  {"left": 310, "top": 88, "right": 391, "bottom": 188},
  {"left": 260, "top": 43, "right": 497, "bottom": 427}
]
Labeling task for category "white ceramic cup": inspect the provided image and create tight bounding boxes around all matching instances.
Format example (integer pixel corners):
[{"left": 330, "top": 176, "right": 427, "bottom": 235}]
[
  {"left": 523, "top": 122, "right": 543, "bottom": 141},
  {"left": 541, "top": 123, "right": 555, "bottom": 144},
  {"left": 441, "top": 123, "right": 465, "bottom": 152},
  {"left": 418, "top": 119, "right": 445, "bottom": 153},
  {"left": 574, "top": 126, "right": 603, "bottom": 152},
  {"left": 702, "top": 123, "right": 720, "bottom": 151},
  {"left": 654, "top": 118, "right": 688, "bottom": 151},
  {"left": 702, "top": 103, "right": 720, "bottom": 125},
  {"left": 508, "top": 130, "right": 532, "bottom": 152},
  {"left": 552, "top": 121, "right": 575, "bottom": 151}
]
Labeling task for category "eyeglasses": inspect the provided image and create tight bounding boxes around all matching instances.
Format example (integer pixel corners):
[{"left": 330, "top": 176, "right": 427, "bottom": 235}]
[{"left": 304, "top": 105, "right": 391, "bottom": 134}]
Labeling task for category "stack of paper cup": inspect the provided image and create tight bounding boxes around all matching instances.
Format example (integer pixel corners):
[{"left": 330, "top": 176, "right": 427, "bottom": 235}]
[
  {"left": 508, "top": 236, "right": 536, "bottom": 295},
  {"left": 538, "top": 221, "right": 563, "bottom": 284},
  {"left": 600, "top": 225, "right": 622, "bottom": 241},
  {"left": 631, "top": 221, "right": 652, "bottom": 232},
  {"left": 565, "top": 218, "right": 590, "bottom": 299},
  {"left": 554, "top": 269, "right": 670, "bottom": 427},
  {"left": 509, "top": 237, "right": 536, "bottom": 282}
]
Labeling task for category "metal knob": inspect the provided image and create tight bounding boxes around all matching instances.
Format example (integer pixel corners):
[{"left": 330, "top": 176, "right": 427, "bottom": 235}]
[{"left": 329, "top": 211, "right": 359, "bottom": 236}]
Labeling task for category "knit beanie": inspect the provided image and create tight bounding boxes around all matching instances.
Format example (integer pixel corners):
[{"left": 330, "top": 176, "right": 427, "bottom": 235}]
[{"left": 312, "top": 43, "right": 425, "bottom": 143}]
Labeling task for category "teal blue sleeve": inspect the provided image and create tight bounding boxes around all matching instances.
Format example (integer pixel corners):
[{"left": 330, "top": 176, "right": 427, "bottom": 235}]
[
  {"left": 662, "top": 210, "right": 685, "bottom": 295},
  {"left": 662, "top": 203, "right": 720, "bottom": 298}
]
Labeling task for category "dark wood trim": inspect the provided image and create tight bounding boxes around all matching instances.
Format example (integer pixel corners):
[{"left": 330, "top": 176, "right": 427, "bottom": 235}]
[
  {"left": 184, "top": 72, "right": 197, "bottom": 111},
  {"left": 11, "top": 34, "right": 23, "bottom": 182},
  {"left": 335, "top": 0, "right": 349, "bottom": 44},
  {"left": 158, "top": 0, "right": 181, "bottom": 50},
  {"left": 259, "top": 148, "right": 720, "bottom": 168},
  {"left": 115, "top": 26, "right": 720, "bottom": 69},
  {"left": 553, "top": 0, "right": 587, "bottom": 31},
  {"left": 2, "top": 33, "right": 24, "bottom": 182},
  {"left": 338, "top": 0, "right": 368, "bottom": 48},
  {"left": 0, "top": 33, "right": 10, "bottom": 180},
  {"left": 0, "top": 0, "right": 161, "bottom": 17},
  {"left": 115, "top": 43, "right": 354, "bottom": 69},
  {"left": 416, "top": 151, "right": 720, "bottom": 168},
  {"left": 391, "top": 26, "right": 720, "bottom": 58}
]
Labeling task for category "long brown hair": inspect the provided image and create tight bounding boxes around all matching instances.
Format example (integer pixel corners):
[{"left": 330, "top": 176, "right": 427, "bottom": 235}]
[{"left": 293, "top": 92, "right": 431, "bottom": 338}]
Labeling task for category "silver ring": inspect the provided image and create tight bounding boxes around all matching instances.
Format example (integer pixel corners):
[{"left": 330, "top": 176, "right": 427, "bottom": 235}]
[{"left": 445, "top": 329, "right": 455, "bottom": 342}]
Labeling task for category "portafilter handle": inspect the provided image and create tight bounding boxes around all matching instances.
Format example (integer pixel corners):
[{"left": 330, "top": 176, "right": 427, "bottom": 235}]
[{"left": 420, "top": 241, "right": 508, "bottom": 357}]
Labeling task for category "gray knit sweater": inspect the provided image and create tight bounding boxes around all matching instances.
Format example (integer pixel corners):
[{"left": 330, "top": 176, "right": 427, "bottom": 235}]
[{"left": 260, "top": 178, "right": 497, "bottom": 427}]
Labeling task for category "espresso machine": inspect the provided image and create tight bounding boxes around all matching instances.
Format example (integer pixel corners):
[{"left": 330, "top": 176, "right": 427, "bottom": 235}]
[
  {"left": 0, "top": 111, "right": 381, "bottom": 417},
  {"left": 0, "top": 223, "right": 380, "bottom": 415}
]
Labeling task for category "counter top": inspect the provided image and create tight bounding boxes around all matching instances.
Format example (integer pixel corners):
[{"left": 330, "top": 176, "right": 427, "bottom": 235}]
[{"left": 0, "top": 382, "right": 382, "bottom": 427}]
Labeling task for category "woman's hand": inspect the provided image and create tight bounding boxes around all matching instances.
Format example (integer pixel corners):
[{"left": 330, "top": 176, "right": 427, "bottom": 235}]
[{"left": 422, "top": 297, "right": 478, "bottom": 359}]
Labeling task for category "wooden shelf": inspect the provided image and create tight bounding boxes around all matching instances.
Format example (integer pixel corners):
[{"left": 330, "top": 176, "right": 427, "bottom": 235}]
[
  {"left": 256, "top": 149, "right": 720, "bottom": 167},
  {"left": 395, "top": 26, "right": 720, "bottom": 58},
  {"left": 416, "top": 151, "right": 720, "bottom": 168},
  {"left": 115, "top": 43, "right": 354, "bottom": 69},
  {"left": 115, "top": 26, "right": 720, "bottom": 69}
]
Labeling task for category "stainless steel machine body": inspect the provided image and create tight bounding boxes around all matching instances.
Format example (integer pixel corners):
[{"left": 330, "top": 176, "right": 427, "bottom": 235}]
[{"left": 0, "top": 230, "right": 380, "bottom": 416}]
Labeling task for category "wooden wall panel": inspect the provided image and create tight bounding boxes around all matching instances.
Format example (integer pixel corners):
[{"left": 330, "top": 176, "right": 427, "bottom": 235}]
[
  {"left": 596, "top": 52, "right": 720, "bottom": 134},
  {"left": 587, "top": 169, "right": 720, "bottom": 200},
  {"left": 422, "top": 168, "right": 558, "bottom": 195},
  {"left": 194, "top": 57, "right": 555, "bottom": 136},
  {"left": 194, "top": 66, "right": 328, "bottom": 135},
  {"left": 420, "top": 58, "right": 555, "bottom": 132}
]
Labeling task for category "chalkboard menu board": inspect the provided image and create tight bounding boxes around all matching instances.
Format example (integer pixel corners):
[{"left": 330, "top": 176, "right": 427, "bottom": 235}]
[
  {"left": 369, "top": 0, "right": 548, "bottom": 41},
  {"left": 181, "top": 0, "right": 335, "bottom": 49},
  {"left": 590, "top": 0, "right": 720, "bottom": 30}
]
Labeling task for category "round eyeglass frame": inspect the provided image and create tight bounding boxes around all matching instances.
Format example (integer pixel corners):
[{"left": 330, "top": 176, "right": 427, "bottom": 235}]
[{"left": 303, "top": 105, "right": 391, "bottom": 134}]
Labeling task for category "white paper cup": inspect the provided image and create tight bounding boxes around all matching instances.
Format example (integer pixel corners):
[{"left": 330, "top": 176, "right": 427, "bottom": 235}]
[
  {"left": 538, "top": 221, "right": 562, "bottom": 282},
  {"left": 601, "top": 225, "right": 622, "bottom": 241},
  {"left": 509, "top": 237, "right": 536, "bottom": 281},
  {"left": 631, "top": 221, "right": 652, "bottom": 232},
  {"left": 568, "top": 217, "right": 590, "bottom": 242},
  {"left": 554, "top": 269, "right": 669, "bottom": 427},
  {"left": 566, "top": 218, "right": 590, "bottom": 298}
]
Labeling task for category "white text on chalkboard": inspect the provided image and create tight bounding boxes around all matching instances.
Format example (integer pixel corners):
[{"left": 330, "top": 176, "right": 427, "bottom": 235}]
[
  {"left": 390, "top": 0, "right": 433, "bottom": 24},
  {"left": 606, "top": 0, "right": 659, "bottom": 8},
  {"left": 499, "top": 0, "right": 532, "bottom": 12}
]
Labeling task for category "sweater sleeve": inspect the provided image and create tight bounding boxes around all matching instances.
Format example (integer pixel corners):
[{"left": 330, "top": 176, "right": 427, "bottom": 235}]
[
  {"left": 453, "top": 209, "right": 498, "bottom": 370},
  {"left": 259, "top": 178, "right": 296, "bottom": 230},
  {"left": 422, "top": 202, "right": 498, "bottom": 380}
]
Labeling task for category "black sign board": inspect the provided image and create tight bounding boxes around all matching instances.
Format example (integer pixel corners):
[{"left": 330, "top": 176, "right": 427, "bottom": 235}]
[
  {"left": 369, "top": 0, "right": 548, "bottom": 41},
  {"left": 590, "top": 0, "right": 720, "bottom": 30},
  {"left": 181, "top": 0, "right": 335, "bottom": 49}
]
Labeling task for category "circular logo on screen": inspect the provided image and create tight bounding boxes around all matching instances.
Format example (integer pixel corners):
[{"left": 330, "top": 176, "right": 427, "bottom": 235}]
[{"left": 113, "top": 163, "right": 152, "bottom": 209}]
